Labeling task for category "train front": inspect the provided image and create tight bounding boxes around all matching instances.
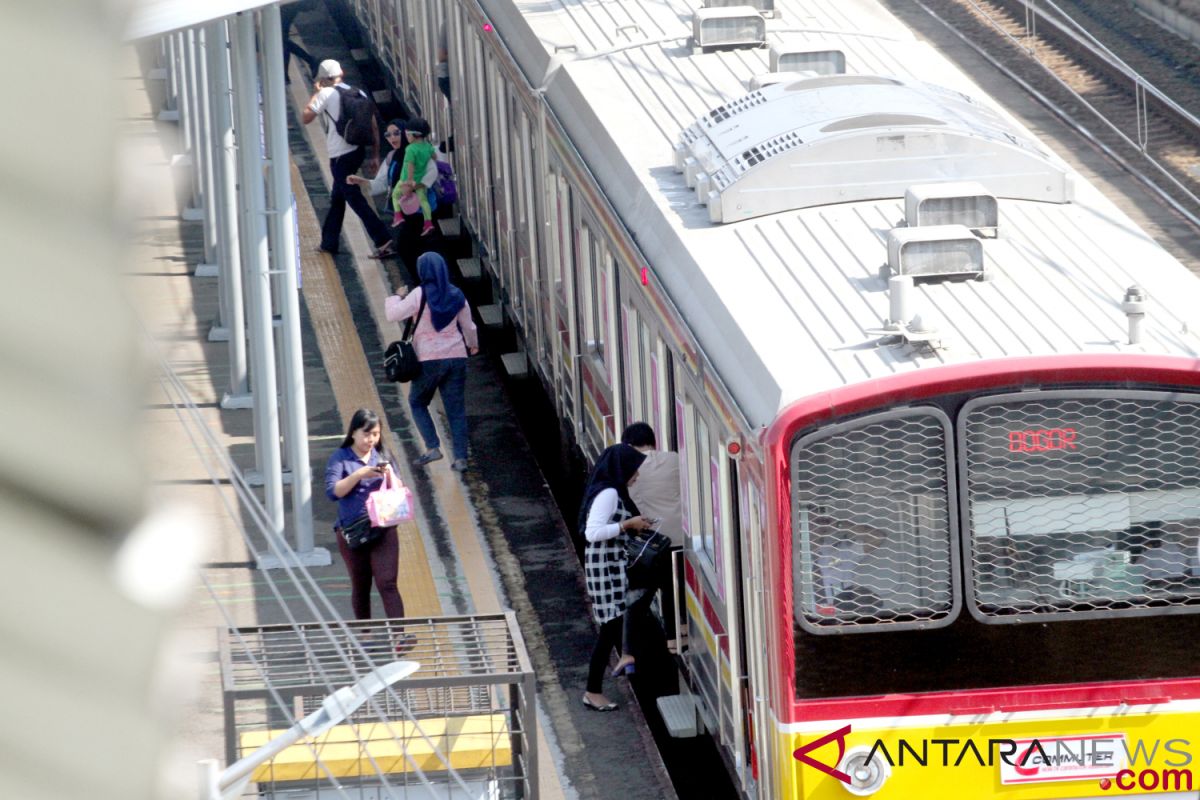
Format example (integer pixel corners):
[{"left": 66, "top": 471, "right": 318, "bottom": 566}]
[{"left": 768, "top": 356, "right": 1200, "bottom": 799}]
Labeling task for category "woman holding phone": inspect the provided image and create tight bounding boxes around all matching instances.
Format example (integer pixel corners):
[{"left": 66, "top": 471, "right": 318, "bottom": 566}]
[{"left": 324, "top": 408, "right": 408, "bottom": 631}]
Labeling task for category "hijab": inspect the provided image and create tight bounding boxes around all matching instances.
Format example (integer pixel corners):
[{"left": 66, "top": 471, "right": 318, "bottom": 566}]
[
  {"left": 577, "top": 443, "right": 646, "bottom": 535},
  {"left": 417, "top": 252, "right": 467, "bottom": 331},
  {"left": 385, "top": 118, "right": 408, "bottom": 194}
]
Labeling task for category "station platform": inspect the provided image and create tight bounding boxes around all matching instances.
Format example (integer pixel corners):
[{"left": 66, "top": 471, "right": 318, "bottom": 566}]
[{"left": 123, "top": 8, "right": 681, "bottom": 800}]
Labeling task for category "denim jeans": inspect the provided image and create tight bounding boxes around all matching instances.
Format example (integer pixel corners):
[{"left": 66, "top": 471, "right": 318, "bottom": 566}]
[
  {"left": 409, "top": 357, "right": 468, "bottom": 460},
  {"left": 321, "top": 148, "right": 392, "bottom": 252}
]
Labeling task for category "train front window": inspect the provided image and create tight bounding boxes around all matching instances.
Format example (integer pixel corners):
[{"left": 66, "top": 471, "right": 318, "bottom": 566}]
[
  {"left": 791, "top": 408, "right": 958, "bottom": 634},
  {"left": 961, "top": 391, "right": 1200, "bottom": 621}
]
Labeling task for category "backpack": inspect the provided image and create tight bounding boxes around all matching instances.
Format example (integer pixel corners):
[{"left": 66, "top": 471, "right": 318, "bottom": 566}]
[
  {"left": 326, "top": 84, "right": 376, "bottom": 147},
  {"left": 433, "top": 160, "right": 457, "bottom": 205}
]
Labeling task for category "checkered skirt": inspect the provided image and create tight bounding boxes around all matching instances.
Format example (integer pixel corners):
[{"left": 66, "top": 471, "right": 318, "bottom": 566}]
[{"left": 584, "top": 500, "right": 632, "bottom": 625}]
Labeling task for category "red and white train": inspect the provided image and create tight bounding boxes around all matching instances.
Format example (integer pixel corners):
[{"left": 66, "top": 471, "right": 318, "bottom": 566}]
[{"left": 348, "top": 0, "right": 1200, "bottom": 796}]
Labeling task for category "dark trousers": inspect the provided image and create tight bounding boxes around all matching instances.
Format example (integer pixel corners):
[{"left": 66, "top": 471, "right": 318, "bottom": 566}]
[
  {"left": 321, "top": 149, "right": 392, "bottom": 253},
  {"left": 284, "top": 38, "right": 317, "bottom": 75},
  {"left": 409, "top": 357, "right": 469, "bottom": 460},
  {"left": 335, "top": 525, "right": 406, "bottom": 619},
  {"left": 621, "top": 588, "right": 656, "bottom": 659},
  {"left": 587, "top": 616, "right": 623, "bottom": 693}
]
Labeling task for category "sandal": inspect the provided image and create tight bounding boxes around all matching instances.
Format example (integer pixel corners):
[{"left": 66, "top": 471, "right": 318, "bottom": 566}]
[{"left": 368, "top": 243, "right": 396, "bottom": 259}]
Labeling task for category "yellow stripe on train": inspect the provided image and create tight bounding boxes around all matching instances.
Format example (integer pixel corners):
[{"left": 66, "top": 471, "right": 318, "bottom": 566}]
[{"left": 772, "top": 708, "right": 1200, "bottom": 798}]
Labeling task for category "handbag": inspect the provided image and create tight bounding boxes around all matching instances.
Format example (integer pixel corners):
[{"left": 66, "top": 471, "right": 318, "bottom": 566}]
[
  {"left": 366, "top": 470, "right": 414, "bottom": 527},
  {"left": 624, "top": 528, "right": 672, "bottom": 588},
  {"left": 341, "top": 514, "right": 385, "bottom": 550},
  {"left": 384, "top": 294, "right": 427, "bottom": 383}
]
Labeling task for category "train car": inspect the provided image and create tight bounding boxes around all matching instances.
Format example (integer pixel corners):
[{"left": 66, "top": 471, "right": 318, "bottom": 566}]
[{"left": 345, "top": 0, "right": 1200, "bottom": 796}]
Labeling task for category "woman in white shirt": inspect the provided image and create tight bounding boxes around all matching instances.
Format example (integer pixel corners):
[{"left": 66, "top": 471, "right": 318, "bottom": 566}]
[{"left": 579, "top": 443, "right": 655, "bottom": 711}]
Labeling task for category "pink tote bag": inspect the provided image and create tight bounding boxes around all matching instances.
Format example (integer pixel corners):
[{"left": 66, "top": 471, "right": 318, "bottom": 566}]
[{"left": 366, "top": 471, "right": 414, "bottom": 527}]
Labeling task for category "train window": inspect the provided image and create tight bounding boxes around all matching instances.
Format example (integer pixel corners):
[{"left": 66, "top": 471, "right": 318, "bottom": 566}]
[
  {"left": 791, "top": 408, "right": 958, "bottom": 634},
  {"left": 689, "top": 410, "right": 717, "bottom": 565},
  {"left": 961, "top": 391, "right": 1200, "bottom": 622},
  {"left": 579, "top": 227, "right": 610, "bottom": 367},
  {"left": 550, "top": 172, "right": 570, "bottom": 298}
]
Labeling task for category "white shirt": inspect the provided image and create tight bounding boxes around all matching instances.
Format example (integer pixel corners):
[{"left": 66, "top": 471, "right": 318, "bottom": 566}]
[
  {"left": 584, "top": 488, "right": 625, "bottom": 543},
  {"left": 309, "top": 84, "right": 356, "bottom": 158}
]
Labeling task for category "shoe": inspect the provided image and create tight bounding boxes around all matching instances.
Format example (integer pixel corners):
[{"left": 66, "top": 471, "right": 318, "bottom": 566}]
[
  {"left": 315, "top": 244, "right": 337, "bottom": 255},
  {"left": 451, "top": 458, "right": 468, "bottom": 472},
  {"left": 368, "top": 243, "right": 396, "bottom": 259},
  {"left": 582, "top": 695, "right": 618, "bottom": 712},
  {"left": 394, "top": 632, "right": 417, "bottom": 655},
  {"left": 611, "top": 656, "right": 636, "bottom": 677},
  {"left": 421, "top": 221, "right": 435, "bottom": 236},
  {"left": 413, "top": 448, "right": 443, "bottom": 466}
]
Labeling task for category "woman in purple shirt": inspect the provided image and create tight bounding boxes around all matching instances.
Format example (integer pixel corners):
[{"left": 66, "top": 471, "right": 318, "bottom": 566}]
[{"left": 324, "top": 408, "right": 407, "bottom": 631}]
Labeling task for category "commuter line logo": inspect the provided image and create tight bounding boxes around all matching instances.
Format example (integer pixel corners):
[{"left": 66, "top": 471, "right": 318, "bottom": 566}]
[{"left": 792, "top": 725, "right": 853, "bottom": 784}]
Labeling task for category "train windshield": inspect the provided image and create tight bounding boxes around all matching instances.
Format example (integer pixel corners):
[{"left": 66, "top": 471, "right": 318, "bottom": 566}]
[
  {"left": 962, "top": 391, "right": 1200, "bottom": 620},
  {"left": 790, "top": 389, "right": 1200, "bottom": 699}
]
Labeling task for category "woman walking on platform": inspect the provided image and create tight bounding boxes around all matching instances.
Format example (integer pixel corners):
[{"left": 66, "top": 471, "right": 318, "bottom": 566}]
[
  {"left": 385, "top": 252, "right": 479, "bottom": 472},
  {"left": 324, "top": 409, "right": 407, "bottom": 624},
  {"left": 579, "top": 443, "right": 655, "bottom": 712}
]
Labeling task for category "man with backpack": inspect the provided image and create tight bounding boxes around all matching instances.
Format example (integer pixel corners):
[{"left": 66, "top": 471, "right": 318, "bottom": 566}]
[{"left": 302, "top": 59, "right": 393, "bottom": 257}]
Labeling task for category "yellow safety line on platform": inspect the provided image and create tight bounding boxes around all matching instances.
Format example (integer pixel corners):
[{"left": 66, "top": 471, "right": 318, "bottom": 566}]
[
  {"left": 291, "top": 160, "right": 441, "bottom": 619},
  {"left": 287, "top": 67, "right": 564, "bottom": 800}
]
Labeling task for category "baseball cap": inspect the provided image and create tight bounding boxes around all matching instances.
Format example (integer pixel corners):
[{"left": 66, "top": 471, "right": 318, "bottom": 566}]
[{"left": 316, "top": 59, "right": 343, "bottom": 80}]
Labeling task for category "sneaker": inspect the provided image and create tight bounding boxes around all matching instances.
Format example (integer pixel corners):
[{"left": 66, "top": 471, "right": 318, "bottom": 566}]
[
  {"left": 413, "top": 448, "right": 443, "bottom": 466},
  {"left": 451, "top": 458, "right": 468, "bottom": 472},
  {"left": 420, "top": 220, "right": 435, "bottom": 236}
]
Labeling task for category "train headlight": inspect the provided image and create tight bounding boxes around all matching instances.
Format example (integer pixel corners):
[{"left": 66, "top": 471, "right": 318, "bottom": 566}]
[{"left": 838, "top": 745, "right": 890, "bottom": 795}]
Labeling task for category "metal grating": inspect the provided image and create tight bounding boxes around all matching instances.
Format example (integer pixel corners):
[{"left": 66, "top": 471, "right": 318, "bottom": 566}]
[
  {"left": 962, "top": 391, "right": 1200, "bottom": 622},
  {"left": 219, "top": 614, "right": 538, "bottom": 798},
  {"left": 792, "top": 409, "right": 957, "bottom": 633}
]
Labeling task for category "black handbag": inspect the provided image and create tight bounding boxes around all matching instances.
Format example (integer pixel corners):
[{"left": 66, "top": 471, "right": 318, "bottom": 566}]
[
  {"left": 624, "top": 528, "right": 671, "bottom": 588},
  {"left": 341, "top": 514, "right": 386, "bottom": 550},
  {"left": 384, "top": 295, "right": 426, "bottom": 383}
]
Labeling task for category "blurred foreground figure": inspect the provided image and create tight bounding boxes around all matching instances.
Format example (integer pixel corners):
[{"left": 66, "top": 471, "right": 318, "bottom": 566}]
[{"left": 0, "top": 2, "right": 185, "bottom": 798}]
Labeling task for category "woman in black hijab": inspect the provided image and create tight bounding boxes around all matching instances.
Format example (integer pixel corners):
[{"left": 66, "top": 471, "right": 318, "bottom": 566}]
[
  {"left": 346, "top": 117, "right": 408, "bottom": 258},
  {"left": 579, "top": 443, "right": 655, "bottom": 711}
]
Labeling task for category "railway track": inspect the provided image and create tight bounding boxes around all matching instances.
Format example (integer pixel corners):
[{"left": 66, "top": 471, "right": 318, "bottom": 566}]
[{"left": 913, "top": 0, "right": 1200, "bottom": 231}]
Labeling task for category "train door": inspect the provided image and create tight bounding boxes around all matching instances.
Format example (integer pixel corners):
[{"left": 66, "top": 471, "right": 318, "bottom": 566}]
[
  {"left": 678, "top": 388, "right": 744, "bottom": 767},
  {"left": 504, "top": 90, "right": 527, "bottom": 334},
  {"left": 413, "top": 0, "right": 450, "bottom": 142},
  {"left": 546, "top": 166, "right": 581, "bottom": 427},
  {"left": 740, "top": 478, "right": 775, "bottom": 800},
  {"left": 485, "top": 55, "right": 510, "bottom": 282},
  {"left": 462, "top": 30, "right": 495, "bottom": 256},
  {"left": 573, "top": 217, "right": 618, "bottom": 459},
  {"left": 509, "top": 99, "right": 543, "bottom": 362},
  {"left": 619, "top": 298, "right": 671, "bottom": 441},
  {"left": 378, "top": 1, "right": 401, "bottom": 86}
]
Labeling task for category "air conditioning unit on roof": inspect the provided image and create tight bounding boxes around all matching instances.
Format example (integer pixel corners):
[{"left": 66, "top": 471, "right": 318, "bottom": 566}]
[
  {"left": 769, "top": 42, "right": 846, "bottom": 75},
  {"left": 703, "top": 0, "right": 776, "bottom": 16},
  {"left": 693, "top": 7, "right": 767, "bottom": 49},
  {"left": 905, "top": 181, "right": 999, "bottom": 234},
  {"left": 887, "top": 225, "right": 985, "bottom": 279}
]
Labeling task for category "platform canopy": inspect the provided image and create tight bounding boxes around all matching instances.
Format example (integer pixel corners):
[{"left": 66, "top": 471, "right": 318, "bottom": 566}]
[{"left": 125, "top": 0, "right": 296, "bottom": 41}]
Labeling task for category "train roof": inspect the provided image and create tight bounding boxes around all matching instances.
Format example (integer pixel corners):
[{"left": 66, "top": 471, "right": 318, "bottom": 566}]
[{"left": 485, "top": 0, "right": 1200, "bottom": 429}]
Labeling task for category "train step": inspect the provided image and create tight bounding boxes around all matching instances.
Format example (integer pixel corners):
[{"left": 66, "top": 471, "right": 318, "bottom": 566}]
[
  {"left": 500, "top": 351, "right": 528, "bottom": 378},
  {"left": 478, "top": 304, "right": 503, "bottom": 328},
  {"left": 656, "top": 694, "right": 699, "bottom": 739}
]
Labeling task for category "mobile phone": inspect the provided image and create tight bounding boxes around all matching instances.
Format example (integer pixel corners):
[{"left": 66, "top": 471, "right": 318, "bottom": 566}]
[
  {"left": 375, "top": 462, "right": 389, "bottom": 471},
  {"left": 645, "top": 517, "right": 661, "bottom": 526}
]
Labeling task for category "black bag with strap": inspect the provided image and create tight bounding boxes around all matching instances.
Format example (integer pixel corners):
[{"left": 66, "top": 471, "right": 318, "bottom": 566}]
[
  {"left": 340, "top": 514, "right": 385, "bottom": 550},
  {"left": 327, "top": 84, "right": 376, "bottom": 147},
  {"left": 384, "top": 294, "right": 426, "bottom": 383},
  {"left": 624, "top": 528, "right": 671, "bottom": 588}
]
